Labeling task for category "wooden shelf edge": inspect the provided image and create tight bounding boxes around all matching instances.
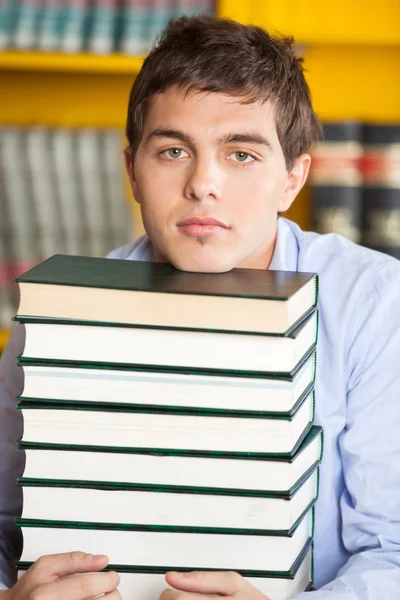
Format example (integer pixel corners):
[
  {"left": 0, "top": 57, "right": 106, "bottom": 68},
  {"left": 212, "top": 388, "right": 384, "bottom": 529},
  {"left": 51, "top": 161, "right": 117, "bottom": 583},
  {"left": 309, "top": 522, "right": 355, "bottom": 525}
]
[{"left": 0, "top": 51, "right": 145, "bottom": 74}]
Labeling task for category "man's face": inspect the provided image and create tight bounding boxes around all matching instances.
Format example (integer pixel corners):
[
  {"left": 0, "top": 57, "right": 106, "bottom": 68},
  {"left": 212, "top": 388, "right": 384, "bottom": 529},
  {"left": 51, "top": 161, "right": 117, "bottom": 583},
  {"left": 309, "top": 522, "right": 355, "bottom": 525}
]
[{"left": 126, "top": 86, "right": 310, "bottom": 272}]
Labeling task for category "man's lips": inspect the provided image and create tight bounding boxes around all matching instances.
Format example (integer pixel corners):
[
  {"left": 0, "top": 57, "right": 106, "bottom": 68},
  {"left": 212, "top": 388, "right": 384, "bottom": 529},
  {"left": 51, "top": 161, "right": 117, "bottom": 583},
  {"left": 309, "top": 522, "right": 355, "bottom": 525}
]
[{"left": 177, "top": 217, "right": 229, "bottom": 237}]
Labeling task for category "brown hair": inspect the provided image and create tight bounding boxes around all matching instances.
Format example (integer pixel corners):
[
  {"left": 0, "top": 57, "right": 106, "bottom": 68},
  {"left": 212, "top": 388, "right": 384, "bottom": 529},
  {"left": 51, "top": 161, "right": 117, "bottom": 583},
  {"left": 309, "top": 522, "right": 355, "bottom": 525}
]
[{"left": 126, "top": 15, "right": 322, "bottom": 170}]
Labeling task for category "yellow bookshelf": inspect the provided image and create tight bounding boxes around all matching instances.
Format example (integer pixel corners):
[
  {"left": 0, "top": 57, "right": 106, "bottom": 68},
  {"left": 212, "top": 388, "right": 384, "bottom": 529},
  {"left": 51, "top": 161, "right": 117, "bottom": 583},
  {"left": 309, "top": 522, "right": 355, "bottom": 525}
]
[
  {"left": 0, "top": 330, "right": 9, "bottom": 353},
  {"left": 0, "top": 0, "right": 399, "bottom": 351}
]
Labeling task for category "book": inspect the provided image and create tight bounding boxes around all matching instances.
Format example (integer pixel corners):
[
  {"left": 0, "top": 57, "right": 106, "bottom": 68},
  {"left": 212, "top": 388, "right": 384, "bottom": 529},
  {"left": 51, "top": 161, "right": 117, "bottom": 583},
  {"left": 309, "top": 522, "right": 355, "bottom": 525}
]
[
  {"left": 361, "top": 123, "right": 400, "bottom": 259},
  {"left": 20, "top": 426, "right": 323, "bottom": 495},
  {"left": 0, "top": 0, "right": 18, "bottom": 48},
  {"left": 88, "top": 0, "right": 118, "bottom": 54},
  {"left": 18, "top": 467, "right": 319, "bottom": 534},
  {"left": 76, "top": 129, "right": 110, "bottom": 257},
  {"left": 38, "top": 0, "right": 66, "bottom": 50},
  {"left": 0, "top": 128, "right": 39, "bottom": 279},
  {"left": 18, "top": 389, "right": 314, "bottom": 455},
  {"left": 120, "top": 0, "right": 149, "bottom": 55},
  {"left": 60, "top": 0, "right": 91, "bottom": 53},
  {"left": 100, "top": 128, "right": 133, "bottom": 249},
  {"left": 19, "top": 350, "right": 316, "bottom": 413},
  {"left": 17, "top": 543, "right": 313, "bottom": 600},
  {"left": 13, "top": 0, "right": 43, "bottom": 49},
  {"left": 24, "top": 127, "right": 65, "bottom": 260},
  {"left": 50, "top": 128, "right": 86, "bottom": 256},
  {"left": 17, "top": 308, "right": 317, "bottom": 376},
  {"left": 15, "top": 254, "right": 318, "bottom": 335},
  {"left": 16, "top": 509, "right": 313, "bottom": 572},
  {"left": 310, "top": 121, "right": 363, "bottom": 243}
]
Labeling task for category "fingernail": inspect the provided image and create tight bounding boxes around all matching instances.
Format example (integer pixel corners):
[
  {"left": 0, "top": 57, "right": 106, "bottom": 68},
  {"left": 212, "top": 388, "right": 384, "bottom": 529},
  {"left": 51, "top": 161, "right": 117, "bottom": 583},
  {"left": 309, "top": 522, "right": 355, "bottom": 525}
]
[
  {"left": 169, "top": 571, "right": 184, "bottom": 578},
  {"left": 93, "top": 554, "right": 108, "bottom": 561}
]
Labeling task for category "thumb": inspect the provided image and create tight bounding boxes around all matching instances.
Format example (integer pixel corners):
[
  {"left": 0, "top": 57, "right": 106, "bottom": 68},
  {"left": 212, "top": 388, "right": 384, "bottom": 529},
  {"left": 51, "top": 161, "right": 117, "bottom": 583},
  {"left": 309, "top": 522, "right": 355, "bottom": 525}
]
[
  {"left": 30, "top": 552, "right": 109, "bottom": 583},
  {"left": 166, "top": 570, "right": 246, "bottom": 595}
]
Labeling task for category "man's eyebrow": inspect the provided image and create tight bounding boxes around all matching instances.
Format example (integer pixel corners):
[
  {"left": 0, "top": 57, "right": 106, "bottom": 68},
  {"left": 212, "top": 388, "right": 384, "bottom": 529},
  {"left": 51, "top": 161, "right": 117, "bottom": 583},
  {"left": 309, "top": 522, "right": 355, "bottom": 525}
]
[
  {"left": 218, "top": 133, "right": 273, "bottom": 151},
  {"left": 146, "top": 127, "right": 194, "bottom": 145},
  {"left": 146, "top": 128, "right": 273, "bottom": 152}
]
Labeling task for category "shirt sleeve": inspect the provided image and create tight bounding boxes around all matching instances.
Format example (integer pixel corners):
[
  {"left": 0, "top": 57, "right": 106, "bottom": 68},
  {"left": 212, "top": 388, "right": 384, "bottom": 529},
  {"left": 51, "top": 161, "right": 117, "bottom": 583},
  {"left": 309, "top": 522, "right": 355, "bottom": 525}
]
[
  {"left": 0, "top": 323, "right": 25, "bottom": 589},
  {"left": 293, "top": 265, "right": 400, "bottom": 599}
]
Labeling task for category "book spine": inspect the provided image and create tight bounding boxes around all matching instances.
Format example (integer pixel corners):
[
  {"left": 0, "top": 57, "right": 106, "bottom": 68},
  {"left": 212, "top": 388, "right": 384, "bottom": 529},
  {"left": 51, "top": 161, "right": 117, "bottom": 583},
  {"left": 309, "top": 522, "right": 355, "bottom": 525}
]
[
  {"left": 0, "top": 128, "right": 39, "bottom": 279},
  {"left": 0, "top": 172, "right": 15, "bottom": 328},
  {"left": 38, "top": 0, "right": 67, "bottom": 51},
  {"left": 0, "top": 0, "right": 19, "bottom": 49},
  {"left": 60, "top": 0, "right": 91, "bottom": 53},
  {"left": 88, "top": 0, "right": 118, "bottom": 54},
  {"left": 13, "top": 0, "right": 43, "bottom": 49},
  {"left": 145, "top": 0, "right": 173, "bottom": 50},
  {"left": 24, "top": 127, "right": 65, "bottom": 261},
  {"left": 120, "top": 0, "right": 149, "bottom": 55},
  {"left": 51, "top": 128, "right": 87, "bottom": 255},
  {"left": 309, "top": 122, "right": 363, "bottom": 243},
  {"left": 76, "top": 128, "right": 110, "bottom": 256},
  {"left": 361, "top": 124, "right": 400, "bottom": 259},
  {"left": 101, "top": 128, "right": 132, "bottom": 249}
]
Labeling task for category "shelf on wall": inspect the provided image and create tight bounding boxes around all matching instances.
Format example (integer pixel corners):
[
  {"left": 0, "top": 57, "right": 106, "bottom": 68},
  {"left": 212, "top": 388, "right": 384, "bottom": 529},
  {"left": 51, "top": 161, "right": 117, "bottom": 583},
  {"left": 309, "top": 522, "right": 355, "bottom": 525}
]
[
  {"left": 0, "top": 329, "right": 10, "bottom": 353},
  {"left": 0, "top": 51, "right": 144, "bottom": 74},
  {"left": 219, "top": 0, "right": 400, "bottom": 46}
]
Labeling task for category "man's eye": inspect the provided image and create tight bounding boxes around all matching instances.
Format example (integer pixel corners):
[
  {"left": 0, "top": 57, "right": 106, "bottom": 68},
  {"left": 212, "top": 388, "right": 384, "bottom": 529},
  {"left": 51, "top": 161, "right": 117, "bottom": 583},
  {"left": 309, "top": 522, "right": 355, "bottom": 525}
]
[
  {"left": 230, "top": 152, "right": 254, "bottom": 163},
  {"left": 163, "top": 148, "right": 189, "bottom": 159}
]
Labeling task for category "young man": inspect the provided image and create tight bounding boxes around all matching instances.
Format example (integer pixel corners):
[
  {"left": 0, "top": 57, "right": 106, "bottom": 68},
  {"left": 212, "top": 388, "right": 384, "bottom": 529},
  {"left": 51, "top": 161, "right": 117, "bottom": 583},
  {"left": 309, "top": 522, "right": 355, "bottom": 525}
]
[{"left": 1, "top": 15, "right": 400, "bottom": 600}]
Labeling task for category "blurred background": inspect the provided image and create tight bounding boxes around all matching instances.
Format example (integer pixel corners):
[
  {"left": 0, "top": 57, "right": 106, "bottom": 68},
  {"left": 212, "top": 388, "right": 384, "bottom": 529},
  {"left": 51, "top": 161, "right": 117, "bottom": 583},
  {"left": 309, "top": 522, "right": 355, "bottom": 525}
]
[{"left": 0, "top": 0, "right": 399, "bottom": 352}]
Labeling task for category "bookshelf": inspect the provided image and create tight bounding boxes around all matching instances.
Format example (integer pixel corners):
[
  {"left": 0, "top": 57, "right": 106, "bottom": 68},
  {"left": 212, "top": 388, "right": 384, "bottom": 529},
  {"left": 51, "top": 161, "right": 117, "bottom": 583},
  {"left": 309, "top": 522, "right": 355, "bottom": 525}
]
[{"left": 1, "top": 0, "right": 399, "bottom": 352}]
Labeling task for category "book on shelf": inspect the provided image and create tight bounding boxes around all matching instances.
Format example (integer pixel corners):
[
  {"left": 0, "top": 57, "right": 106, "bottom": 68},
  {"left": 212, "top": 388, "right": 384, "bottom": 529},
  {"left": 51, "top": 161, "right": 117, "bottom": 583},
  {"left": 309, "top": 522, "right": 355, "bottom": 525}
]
[
  {"left": 361, "top": 123, "right": 400, "bottom": 259},
  {"left": 17, "top": 543, "right": 313, "bottom": 600},
  {"left": 25, "top": 127, "right": 65, "bottom": 261},
  {"left": 13, "top": 0, "right": 43, "bottom": 49},
  {"left": 15, "top": 254, "right": 318, "bottom": 334},
  {"left": 16, "top": 508, "right": 314, "bottom": 572},
  {"left": 76, "top": 128, "right": 112, "bottom": 257},
  {"left": 17, "top": 389, "right": 314, "bottom": 454},
  {"left": 0, "top": 128, "right": 39, "bottom": 280},
  {"left": 18, "top": 349, "right": 316, "bottom": 413},
  {"left": 310, "top": 121, "right": 363, "bottom": 243},
  {"left": 0, "top": 0, "right": 18, "bottom": 49},
  {"left": 61, "top": 0, "right": 92, "bottom": 53},
  {"left": 37, "top": 0, "right": 67, "bottom": 51},
  {"left": 100, "top": 128, "right": 133, "bottom": 249},
  {"left": 88, "top": 0, "right": 119, "bottom": 54},
  {"left": 50, "top": 128, "right": 87, "bottom": 256},
  {"left": 19, "top": 425, "right": 323, "bottom": 495}
]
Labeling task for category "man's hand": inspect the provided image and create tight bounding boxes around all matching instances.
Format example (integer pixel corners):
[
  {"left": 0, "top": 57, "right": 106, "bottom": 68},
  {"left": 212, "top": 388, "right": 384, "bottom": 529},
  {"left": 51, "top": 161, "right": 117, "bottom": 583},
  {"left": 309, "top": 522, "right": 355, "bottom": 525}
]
[
  {"left": 162, "top": 570, "right": 270, "bottom": 600},
  {"left": 0, "top": 551, "right": 121, "bottom": 599}
]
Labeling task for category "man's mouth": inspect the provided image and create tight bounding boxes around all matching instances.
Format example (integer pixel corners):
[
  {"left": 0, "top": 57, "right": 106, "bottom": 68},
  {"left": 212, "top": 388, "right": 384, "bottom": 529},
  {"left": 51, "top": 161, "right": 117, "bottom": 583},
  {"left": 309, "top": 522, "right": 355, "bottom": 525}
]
[{"left": 177, "top": 217, "right": 229, "bottom": 237}]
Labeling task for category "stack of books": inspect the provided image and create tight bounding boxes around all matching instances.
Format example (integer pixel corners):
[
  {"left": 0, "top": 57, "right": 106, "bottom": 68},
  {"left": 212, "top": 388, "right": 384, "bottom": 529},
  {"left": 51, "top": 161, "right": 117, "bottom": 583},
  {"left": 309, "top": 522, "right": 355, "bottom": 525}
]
[{"left": 14, "top": 254, "right": 322, "bottom": 600}]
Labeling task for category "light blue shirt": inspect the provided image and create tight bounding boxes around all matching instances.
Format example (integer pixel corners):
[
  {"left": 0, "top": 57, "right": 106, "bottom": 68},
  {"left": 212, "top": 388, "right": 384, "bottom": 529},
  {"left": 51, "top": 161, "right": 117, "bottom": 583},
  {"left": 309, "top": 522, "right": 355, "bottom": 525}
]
[{"left": 1, "top": 217, "right": 400, "bottom": 598}]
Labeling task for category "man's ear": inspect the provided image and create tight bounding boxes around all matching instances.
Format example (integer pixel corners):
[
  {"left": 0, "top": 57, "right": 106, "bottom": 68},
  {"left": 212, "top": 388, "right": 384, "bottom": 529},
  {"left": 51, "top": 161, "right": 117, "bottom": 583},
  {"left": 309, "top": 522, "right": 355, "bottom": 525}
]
[
  {"left": 278, "top": 153, "right": 311, "bottom": 213},
  {"left": 123, "top": 146, "right": 139, "bottom": 202}
]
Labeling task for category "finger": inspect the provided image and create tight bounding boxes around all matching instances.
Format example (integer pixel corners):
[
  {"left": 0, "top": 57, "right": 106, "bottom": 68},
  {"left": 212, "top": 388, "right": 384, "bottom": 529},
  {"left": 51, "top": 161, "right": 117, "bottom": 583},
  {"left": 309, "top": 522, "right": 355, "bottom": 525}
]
[
  {"left": 31, "top": 552, "right": 109, "bottom": 582},
  {"left": 32, "top": 571, "right": 120, "bottom": 600},
  {"left": 165, "top": 571, "right": 246, "bottom": 595},
  {"left": 161, "top": 589, "right": 218, "bottom": 600}
]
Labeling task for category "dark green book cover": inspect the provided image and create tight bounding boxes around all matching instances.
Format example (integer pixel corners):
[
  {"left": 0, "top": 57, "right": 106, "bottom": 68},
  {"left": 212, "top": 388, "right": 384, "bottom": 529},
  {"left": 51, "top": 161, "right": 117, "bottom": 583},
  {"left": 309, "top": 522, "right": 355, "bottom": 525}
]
[{"left": 16, "top": 254, "right": 318, "bottom": 302}]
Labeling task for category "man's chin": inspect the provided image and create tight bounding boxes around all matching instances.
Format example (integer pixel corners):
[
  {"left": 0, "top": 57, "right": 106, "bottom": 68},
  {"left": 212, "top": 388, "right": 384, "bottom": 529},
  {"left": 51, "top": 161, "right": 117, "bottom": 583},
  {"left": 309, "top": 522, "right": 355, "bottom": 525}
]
[{"left": 169, "top": 252, "right": 237, "bottom": 274}]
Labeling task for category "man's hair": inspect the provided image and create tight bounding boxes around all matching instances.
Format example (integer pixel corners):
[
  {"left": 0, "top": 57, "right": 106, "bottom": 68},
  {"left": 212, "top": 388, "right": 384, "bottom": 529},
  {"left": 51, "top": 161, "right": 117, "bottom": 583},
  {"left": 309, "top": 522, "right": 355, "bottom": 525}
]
[{"left": 126, "top": 15, "right": 322, "bottom": 170}]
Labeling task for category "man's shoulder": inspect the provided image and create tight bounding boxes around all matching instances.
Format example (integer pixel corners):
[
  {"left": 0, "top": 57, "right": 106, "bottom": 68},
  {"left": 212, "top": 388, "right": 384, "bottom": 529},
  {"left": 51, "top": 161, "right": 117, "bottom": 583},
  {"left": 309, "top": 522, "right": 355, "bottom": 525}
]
[
  {"left": 286, "top": 219, "right": 400, "bottom": 289},
  {"left": 106, "top": 234, "right": 153, "bottom": 261}
]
